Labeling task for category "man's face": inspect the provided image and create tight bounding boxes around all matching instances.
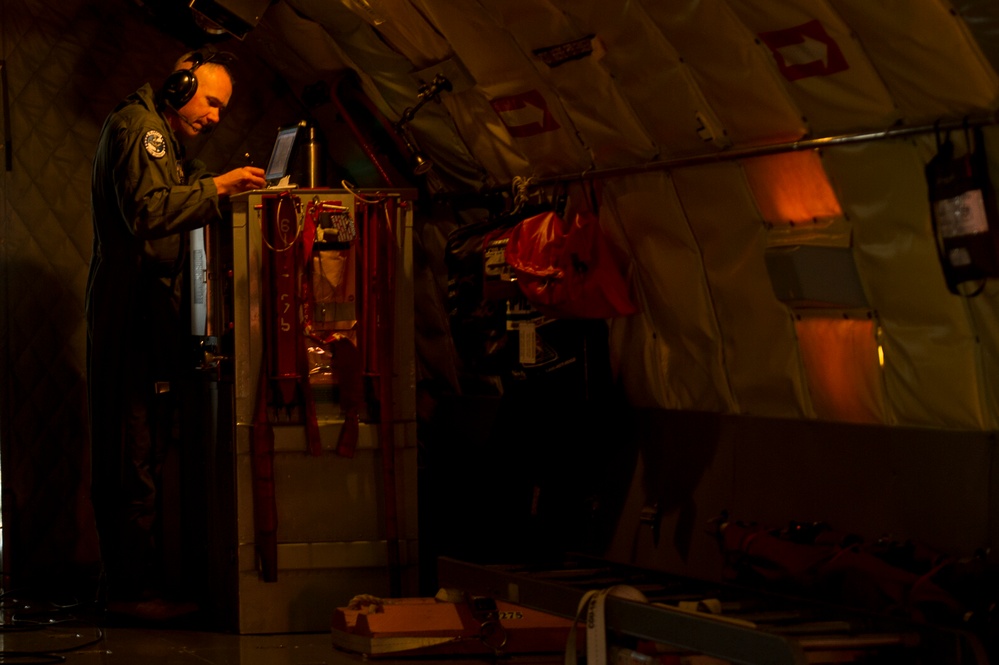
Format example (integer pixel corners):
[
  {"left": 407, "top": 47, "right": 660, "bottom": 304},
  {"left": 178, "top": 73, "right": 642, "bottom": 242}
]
[{"left": 174, "top": 64, "right": 232, "bottom": 138}]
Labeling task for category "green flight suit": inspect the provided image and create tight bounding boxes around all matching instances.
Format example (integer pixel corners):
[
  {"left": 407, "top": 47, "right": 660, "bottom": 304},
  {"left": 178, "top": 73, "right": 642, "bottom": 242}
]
[{"left": 86, "top": 83, "right": 218, "bottom": 600}]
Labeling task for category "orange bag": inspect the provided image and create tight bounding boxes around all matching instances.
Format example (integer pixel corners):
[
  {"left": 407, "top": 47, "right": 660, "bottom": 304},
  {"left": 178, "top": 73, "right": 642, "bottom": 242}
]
[{"left": 504, "top": 210, "right": 638, "bottom": 319}]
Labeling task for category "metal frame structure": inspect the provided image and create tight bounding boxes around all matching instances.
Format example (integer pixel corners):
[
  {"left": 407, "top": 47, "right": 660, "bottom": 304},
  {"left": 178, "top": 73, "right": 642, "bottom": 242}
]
[{"left": 438, "top": 555, "right": 987, "bottom": 664}]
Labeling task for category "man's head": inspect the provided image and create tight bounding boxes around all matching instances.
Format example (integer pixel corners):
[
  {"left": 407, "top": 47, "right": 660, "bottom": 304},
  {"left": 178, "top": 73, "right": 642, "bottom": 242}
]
[{"left": 161, "top": 51, "right": 234, "bottom": 139}]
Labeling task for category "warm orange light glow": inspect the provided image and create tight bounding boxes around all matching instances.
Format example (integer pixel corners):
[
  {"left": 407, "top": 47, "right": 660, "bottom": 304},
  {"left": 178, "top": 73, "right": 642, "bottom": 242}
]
[
  {"left": 744, "top": 150, "right": 843, "bottom": 225},
  {"left": 795, "top": 316, "right": 884, "bottom": 424}
]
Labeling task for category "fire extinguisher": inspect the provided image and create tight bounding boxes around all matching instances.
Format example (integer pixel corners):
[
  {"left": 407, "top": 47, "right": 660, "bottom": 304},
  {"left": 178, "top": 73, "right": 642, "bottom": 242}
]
[{"left": 926, "top": 123, "right": 999, "bottom": 296}]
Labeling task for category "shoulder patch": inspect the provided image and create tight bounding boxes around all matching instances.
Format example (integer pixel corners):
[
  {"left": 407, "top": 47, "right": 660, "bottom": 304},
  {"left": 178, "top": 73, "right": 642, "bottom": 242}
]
[{"left": 143, "top": 130, "right": 167, "bottom": 159}]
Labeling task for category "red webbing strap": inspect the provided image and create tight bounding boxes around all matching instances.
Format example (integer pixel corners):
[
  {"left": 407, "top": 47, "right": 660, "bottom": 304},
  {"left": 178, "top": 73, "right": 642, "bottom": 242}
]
[
  {"left": 301, "top": 200, "right": 360, "bottom": 458},
  {"left": 298, "top": 328, "right": 323, "bottom": 458},
  {"left": 251, "top": 193, "right": 330, "bottom": 583},
  {"left": 267, "top": 194, "right": 300, "bottom": 407},
  {"left": 264, "top": 193, "right": 322, "bottom": 457},
  {"left": 330, "top": 337, "right": 361, "bottom": 458}
]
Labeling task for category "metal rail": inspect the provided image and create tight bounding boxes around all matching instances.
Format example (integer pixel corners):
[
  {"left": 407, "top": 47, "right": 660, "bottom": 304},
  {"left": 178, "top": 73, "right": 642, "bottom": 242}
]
[
  {"left": 459, "top": 112, "right": 999, "bottom": 200},
  {"left": 438, "top": 556, "right": 808, "bottom": 665},
  {"left": 437, "top": 555, "right": 985, "bottom": 665}
]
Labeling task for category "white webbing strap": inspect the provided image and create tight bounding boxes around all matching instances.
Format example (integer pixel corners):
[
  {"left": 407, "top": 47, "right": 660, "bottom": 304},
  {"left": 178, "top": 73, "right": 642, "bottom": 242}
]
[{"left": 564, "top": 585, "right": 649, "bottom": 665}]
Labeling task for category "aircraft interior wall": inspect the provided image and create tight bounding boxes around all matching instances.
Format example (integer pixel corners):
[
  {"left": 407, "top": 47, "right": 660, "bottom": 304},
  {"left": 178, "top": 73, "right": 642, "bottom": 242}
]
[{"left": 4, "top": 0, "right": 999, "bottom": 642}]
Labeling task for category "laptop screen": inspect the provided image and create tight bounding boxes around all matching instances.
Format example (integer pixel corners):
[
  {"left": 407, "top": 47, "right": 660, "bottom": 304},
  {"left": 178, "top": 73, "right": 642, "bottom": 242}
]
[{"left": 264, "top": 124, "right": 301, "bottom": 184}]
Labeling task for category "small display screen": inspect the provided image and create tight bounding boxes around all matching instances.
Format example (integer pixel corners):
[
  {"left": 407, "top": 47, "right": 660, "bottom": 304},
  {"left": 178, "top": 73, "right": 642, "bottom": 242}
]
[{"left": 264, "top": 125, "right": 300, "bottom": 183}]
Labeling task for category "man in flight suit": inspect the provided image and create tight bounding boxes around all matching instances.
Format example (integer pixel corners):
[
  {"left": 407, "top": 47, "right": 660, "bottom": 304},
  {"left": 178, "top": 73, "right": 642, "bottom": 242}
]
[{"left": 86, "top": 50, "right": 266, "bottom": 618}]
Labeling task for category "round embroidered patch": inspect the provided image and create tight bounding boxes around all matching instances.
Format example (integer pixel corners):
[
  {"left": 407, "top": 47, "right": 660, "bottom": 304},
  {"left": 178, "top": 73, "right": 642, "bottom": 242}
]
[{"left": 143, "top": 130, "right": 167, "bottom": 159}]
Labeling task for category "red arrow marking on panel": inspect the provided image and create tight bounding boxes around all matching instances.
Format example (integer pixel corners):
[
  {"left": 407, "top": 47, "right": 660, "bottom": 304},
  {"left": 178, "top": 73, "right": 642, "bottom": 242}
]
[
  {"left": 491, "top": 90, "right": 560, "bottom": 137},
  {"left": 758, "top": 19, "right": 848, "bottom": 81}
]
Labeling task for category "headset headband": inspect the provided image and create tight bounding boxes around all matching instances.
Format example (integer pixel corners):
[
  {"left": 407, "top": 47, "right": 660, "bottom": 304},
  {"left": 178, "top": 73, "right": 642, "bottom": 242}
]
[{"left": 160, "top": 49, "right": 236, "bottom": 110}]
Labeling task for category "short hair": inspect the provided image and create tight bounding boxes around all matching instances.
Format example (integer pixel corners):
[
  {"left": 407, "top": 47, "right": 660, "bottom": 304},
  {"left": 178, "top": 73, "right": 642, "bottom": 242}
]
[{"left": 173, "top": 49, "right": 236, "bottom": 86}]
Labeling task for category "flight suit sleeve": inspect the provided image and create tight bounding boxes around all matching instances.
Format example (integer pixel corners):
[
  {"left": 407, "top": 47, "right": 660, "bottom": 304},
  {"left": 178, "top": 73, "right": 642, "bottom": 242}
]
[
  {"left": 114, "top": 122, "right": 221, "bottom": 240},
  {"left": 185, "top": 158, "right": 212, "bottom": 182}
]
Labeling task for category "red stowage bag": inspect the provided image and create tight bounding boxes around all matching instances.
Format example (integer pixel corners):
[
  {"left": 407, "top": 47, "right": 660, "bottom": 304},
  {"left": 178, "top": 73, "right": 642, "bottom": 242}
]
[{"left": 504, "top": 210, "right": 638, "bottom": 319}]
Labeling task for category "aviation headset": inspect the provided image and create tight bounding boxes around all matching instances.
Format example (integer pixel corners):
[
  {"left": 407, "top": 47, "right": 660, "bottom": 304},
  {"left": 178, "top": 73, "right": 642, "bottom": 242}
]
[{"left": 160, "top": 49, "right": 235, "bottom": 110}]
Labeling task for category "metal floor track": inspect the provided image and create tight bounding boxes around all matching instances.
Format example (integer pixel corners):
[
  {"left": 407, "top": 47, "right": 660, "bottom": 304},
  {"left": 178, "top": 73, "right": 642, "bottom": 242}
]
[{"left": 438, "top": 554, "right": 989, "bottom": 665}]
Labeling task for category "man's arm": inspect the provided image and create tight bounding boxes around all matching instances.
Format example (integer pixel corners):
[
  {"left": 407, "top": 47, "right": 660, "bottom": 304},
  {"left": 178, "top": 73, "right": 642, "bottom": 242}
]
[
  {"left": 116, "top": 123, "right": 266, "bottom": 239},
  {"left": 117, "top": 124, "right": 223, "bottom": 239}
]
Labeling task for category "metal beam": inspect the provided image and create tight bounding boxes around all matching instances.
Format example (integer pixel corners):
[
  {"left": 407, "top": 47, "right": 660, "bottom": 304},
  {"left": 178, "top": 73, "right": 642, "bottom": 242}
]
[{"left": 437, "top": 557, "right": 808, "bottom": 665}]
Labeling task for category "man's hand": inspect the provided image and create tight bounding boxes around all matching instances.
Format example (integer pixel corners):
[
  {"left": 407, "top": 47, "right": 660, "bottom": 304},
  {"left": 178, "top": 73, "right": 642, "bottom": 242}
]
[{"left": 213, "top": 166, "right": 267, "bottom": 197}]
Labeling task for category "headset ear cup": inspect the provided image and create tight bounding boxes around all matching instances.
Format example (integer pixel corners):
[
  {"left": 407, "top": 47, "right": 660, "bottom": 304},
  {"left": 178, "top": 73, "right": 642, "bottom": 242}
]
[{"left": 162, "top": 69, "right": 197, "bottom": 109}]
